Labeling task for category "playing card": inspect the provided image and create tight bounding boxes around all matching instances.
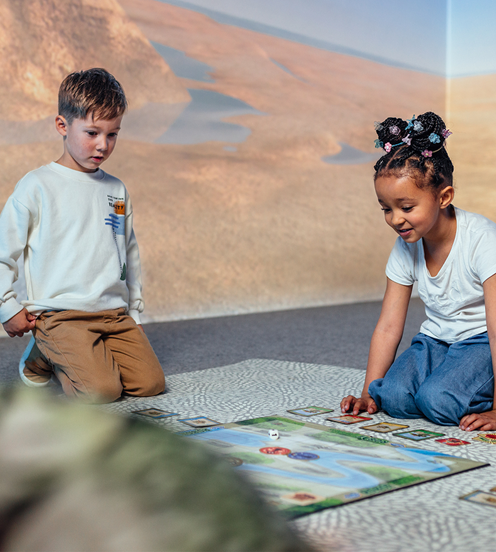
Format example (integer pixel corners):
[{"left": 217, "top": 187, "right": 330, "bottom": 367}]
[
  {"left": 178, "top": 416, "right": 221, "bottom": 428},
  {"left": 436, "top": 438, "right": 470, "bottom": 446},
  {"left": 361, "top": 422, "right": 409, "bottom": 433},
  {"left": 287, "top": 406, "right": 334, "bottom": 417},
  {"left": 132, "top": 408, "right": 179, "bottom": 419},
  {"left": 326, "top": 415, "right": 372, "bottom": 424},
  {"left": 460, "top": 490, "right": 496, "bottom": 508},
  {"left": 393, "top": 429, "right": 445, "bottom": 441}
]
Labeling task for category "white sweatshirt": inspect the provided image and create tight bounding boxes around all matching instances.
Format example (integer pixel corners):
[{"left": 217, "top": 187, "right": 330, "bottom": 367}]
[{"left": 0, "top": 162, "right": 144, "bottom": 324}]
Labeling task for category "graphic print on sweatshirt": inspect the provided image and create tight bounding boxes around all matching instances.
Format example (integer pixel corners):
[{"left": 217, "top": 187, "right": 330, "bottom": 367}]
[{"left": 104, "top": 196, "right": 126, "bottom": 281}]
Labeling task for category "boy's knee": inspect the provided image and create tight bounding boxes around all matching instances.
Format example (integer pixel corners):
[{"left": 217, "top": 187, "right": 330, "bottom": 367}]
[
  {"left": 130, "top": 373, "right": 166, "bottom": 398},
  {"left": 414, "top": 385, "right": 459, "bottom": 425},
  {"left": 88, "top": 380, "right": 124, "bottom": 404}
]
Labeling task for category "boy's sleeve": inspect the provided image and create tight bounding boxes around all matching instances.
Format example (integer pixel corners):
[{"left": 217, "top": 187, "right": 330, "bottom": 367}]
[
  {"left": 0, "top": 196, "right": 30, "bottom": 324},
  {"left": 124, "top": 193, "right": 144, "bottom": 325}
]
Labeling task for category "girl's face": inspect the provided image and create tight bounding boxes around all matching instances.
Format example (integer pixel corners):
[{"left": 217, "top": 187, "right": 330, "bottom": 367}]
[{"left": 374, "top": 174, "right": 453, "bottom": 243}]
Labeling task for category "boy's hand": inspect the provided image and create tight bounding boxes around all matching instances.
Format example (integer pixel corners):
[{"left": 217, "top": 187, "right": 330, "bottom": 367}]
[
  {"left": 459, "top": 410, "right": 496, "bottom": 432},
  {"left": 3, "top": 309, "right": 37, "bottom": 337},
  {"left": 340, "top": 394, "right": 378, "bottom": 416}
]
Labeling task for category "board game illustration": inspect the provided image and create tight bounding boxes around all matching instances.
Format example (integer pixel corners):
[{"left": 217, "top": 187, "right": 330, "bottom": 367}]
[{"left": 179, "top": 416, "right": 488, "bottom": 518}]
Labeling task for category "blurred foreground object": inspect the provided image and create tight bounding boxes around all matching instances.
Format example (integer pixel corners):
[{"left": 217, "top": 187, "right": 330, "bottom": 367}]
[{"left": 0, "top": 388, "right": 310, "bottom": 551}]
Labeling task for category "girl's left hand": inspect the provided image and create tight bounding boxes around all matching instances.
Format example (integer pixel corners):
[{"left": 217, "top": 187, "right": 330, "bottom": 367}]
[{"left": 459, "top": 410, "right": 496, "bottom": 431}]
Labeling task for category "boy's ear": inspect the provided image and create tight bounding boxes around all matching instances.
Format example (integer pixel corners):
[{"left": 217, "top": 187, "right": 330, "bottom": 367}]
[
  {"left": 55, "top": 115, "right": 69, "bottom": 137},
  {"left": 439, "top": 186, "right": 455, "bottom": 210}
]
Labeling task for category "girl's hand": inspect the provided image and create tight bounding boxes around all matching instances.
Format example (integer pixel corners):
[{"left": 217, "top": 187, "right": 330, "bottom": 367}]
[
  {"left": 459, "top": 410, "right": 496, "bottom": 432},
  {"left": 340, "top": 395, "right": 378, "bottom": 416}
]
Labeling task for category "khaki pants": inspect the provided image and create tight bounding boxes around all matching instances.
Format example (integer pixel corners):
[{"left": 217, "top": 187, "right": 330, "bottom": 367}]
[{"left": 33, "top": 309, "right": 166, "bottom": 403}]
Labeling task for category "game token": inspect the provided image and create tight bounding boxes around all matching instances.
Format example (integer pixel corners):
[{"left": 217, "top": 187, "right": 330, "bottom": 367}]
[
  {"left": 460, "top": 490, "right": 496, "bottom": 507},
  {"left": 268, "top": 429, "right": 280, "bottom": 440},
  {"left": 436, "top": 438, "right": 470, "bottom": 447},
  {"left": 393, "top": 429, "right": 445, "bottom": 441},
  {"left": 282, "top": 491, "right": 324, "bottom": 505},
  {"left": 326, "top": 415, "right": 373, "bottom": 425},
  {"left": 260, "top": 447, "right": 291, "bottom": 455},
  {"left": 361, "top": 422, "right": 409, "bottom": 433},
  {"left": 472, "top": 433, "right": 496, "bottom": 444},
  {"left": 225, "top": 457, "right": 243, "bottom": 467},
  {"left": 288, "top": 452, "right": 319, "bottom": 461},
  {"left": 178, "top": 416, "right": 221, "bottom": 428},
  {"left": 287, "top": 406, "right": 334, "bottom": 417},
  {"left": 132, "top": 408, "right": 179, "bottom": 419}
]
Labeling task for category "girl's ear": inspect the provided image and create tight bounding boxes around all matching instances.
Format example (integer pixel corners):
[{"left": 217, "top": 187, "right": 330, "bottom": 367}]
[
  {"left": 55, "top": 115, "right": 68, "bottom": 137},
  {"left": 439, "top": 186, "right": 454, "bottom": 210}
]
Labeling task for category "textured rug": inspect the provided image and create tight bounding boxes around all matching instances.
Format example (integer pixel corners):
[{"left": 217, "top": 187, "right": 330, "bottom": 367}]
[{"left": 104, "top": 359, "right": 496, "bottom": 552}]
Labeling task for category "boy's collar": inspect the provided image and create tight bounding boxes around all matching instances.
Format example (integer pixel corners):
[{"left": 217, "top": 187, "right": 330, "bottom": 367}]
[{"left": 48, "top": 162, "right": 105, "bottom": 182}]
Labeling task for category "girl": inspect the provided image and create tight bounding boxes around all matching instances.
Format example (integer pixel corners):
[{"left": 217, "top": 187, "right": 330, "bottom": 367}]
[{"left": 341, "top": 111, "right": 496, "bottom": 431}]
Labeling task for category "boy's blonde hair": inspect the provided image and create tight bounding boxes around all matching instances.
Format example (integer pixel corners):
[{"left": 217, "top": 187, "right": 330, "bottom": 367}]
[{"left": 58, "top": 68, "right": 127, "bottom": 124}]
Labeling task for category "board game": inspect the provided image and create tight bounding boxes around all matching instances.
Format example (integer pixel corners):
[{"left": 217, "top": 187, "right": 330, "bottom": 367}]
[{"left": 180, "top": 416, "right": 488, "bottom": 518}]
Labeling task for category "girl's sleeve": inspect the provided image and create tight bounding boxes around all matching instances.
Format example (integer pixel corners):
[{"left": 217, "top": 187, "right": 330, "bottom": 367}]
[
  {"left": 470, "top": 222, "right": 496, "bottom": 284},
  {"left": 385, "top": 237, "right": 417, "bottom": 286},
  {"left": 124, "top": 192, "right": 144, "bottom": 325},
  {"left": 0, "top": 197, "right": 30, "bottom": 324}
]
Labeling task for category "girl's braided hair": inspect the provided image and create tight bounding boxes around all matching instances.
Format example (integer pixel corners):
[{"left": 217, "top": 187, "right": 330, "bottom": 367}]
[{"left": 373, "top": 112, "right": 454, "bottom": 191}]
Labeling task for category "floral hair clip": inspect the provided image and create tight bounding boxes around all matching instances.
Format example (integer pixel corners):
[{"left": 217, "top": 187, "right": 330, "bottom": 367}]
[
  {"left": 402, "top": 135, "right": 412, "bottom": 146},
  {"left": 383, "top": 142, "right": 405, "bottom": 153},
  {"left": 429, "top": 133, "right": 441, "bottom": 144},
  {"left": 374, "top": 121, "right": 384, "bottom": 131},
  {"left": 442, "top": 128, "right": 452, "bottom": 139},
  {"left": 405, "top": 115, "right": 416, "bottom": 130},
  {"left": 422, "top": 149, "right": 432, "bottom": 158},
  {"left": 413, "top": 121, "right": 424, "bottom": 132},
  {"left": 389, "top": 125, "right": 400, "bottom": 135},
  {"left": 374, "top": 139, "right": 383, "bottom": 149}
]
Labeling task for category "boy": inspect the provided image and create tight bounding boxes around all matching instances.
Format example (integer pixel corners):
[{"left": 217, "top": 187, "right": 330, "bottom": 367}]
[{"left": 0, "top": 68, "right": 165, "bottom": 402}]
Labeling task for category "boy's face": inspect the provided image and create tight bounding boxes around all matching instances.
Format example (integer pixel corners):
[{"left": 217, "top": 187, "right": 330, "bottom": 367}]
[{"left": 55, "top": 114, "right": 122, "bottom": 173}]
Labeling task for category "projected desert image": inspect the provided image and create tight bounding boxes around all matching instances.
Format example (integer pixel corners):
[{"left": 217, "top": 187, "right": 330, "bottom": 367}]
[{"left": 0, "top": 0, "right": 448, "bottom": 322}]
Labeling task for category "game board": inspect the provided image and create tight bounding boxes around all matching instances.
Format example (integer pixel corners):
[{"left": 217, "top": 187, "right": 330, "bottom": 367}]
[{"left": 180, "top": 416, "right": 488, "bottom": 518}]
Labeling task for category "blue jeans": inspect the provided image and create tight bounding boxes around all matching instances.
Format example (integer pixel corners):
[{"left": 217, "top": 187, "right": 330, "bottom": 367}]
[{"left": 368, "top": 332, "right": 494, "bottom": 426}]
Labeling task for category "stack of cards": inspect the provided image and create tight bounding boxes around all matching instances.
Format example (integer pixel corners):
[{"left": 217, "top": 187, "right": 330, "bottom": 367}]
[{"left": 472, "top": 432, "right": 496, "bottom": 444}]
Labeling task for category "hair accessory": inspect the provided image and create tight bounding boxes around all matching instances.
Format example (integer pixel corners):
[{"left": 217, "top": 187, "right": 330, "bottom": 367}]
[
  {"left": 384, "top": 142, "right": 392, "bottom": 153},
  {"left": 374, "top": 121, "right": 384, "bottom": 131},
  {"left": 421, "top": 149, "right": 433, "bottom": 158},
  {"left": 374, "top": 139, "right": 383, "bottom": 149},
  {"left": 442, "top": 129, "right": 452, "bottom": 138},
  {"left": 413, "top": 121, "right": 424, "bottom": 132},
  {"left": 429, "top": 133, "right": 441, "bottom": 144},
  {"left": 405, "top": 116, "right": 416, "bottom": 130},
  {"left": 402, "top": 135, "right": 412, "bottom": 146},
  {"left": 389, "top": 125, "right": 400, "bottom": 135}
]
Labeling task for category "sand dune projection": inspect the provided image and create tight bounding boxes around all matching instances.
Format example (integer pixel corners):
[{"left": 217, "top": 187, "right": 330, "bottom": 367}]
[{"left": 0, "top": 0, "right": 446, "bottom": 326}]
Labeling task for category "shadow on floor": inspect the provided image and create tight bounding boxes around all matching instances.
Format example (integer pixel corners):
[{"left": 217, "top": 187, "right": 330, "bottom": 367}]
[{"left": 0, "top": 298, "right": 426, "bottom": 383}]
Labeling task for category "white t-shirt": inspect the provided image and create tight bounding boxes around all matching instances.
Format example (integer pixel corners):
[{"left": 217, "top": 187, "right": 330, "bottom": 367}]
[
  {"left": 386, "top": 207, "right": 496, "bottom": 343},
  {"left": 0, "top": 162, "right": 144, "bottom": 324}
]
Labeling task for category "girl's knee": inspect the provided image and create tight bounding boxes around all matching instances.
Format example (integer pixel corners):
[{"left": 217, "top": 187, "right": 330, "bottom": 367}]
[
  {"left": 369, "top": 378, "right": 420, "bottom": 419},
  {"left": 414, "top": 385, "right": 459, "bottom": 426}
]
